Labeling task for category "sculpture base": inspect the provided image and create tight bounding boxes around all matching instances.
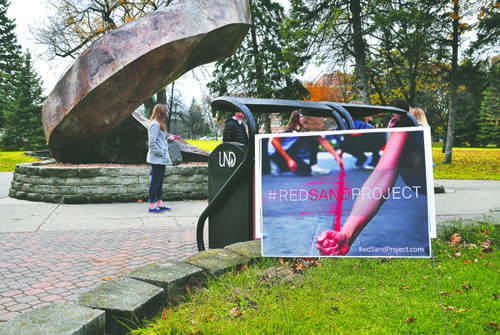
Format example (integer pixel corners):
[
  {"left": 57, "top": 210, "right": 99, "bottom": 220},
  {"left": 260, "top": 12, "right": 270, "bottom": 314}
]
[{"left": 9, "top": 161, "right": 208, "bottom": 204}]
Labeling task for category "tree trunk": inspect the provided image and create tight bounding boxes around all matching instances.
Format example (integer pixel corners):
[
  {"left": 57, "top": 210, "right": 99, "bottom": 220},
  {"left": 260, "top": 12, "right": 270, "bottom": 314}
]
[
  {"left": 444, "top": 2, "right": 459, "bottom": 164},
  {"left": 166, "top": 83, "right": 174, "bottom": 131},
  {"left": 144, "top": 97, "right": 155, "bottom": 119},
  {"left": 350, "top": 0, "right": 370, "bottom": 104},
  {"left": 249, "top": 0, "right": 271, "bottom": 133},
  {"left": 157, "top": 87, "right": 167, "bottom": 105}
]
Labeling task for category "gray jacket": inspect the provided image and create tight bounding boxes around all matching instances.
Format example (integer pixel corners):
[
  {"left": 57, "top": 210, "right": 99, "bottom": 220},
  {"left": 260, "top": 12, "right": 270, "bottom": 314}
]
[{"left": 146, "top": 120, "right": 172, "bottom": 165}]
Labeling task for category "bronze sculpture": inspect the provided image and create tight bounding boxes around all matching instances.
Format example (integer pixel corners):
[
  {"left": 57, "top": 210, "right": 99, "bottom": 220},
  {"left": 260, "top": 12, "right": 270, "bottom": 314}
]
[{"left": 42, "top": 0, "right": 251, "bottom": 163}]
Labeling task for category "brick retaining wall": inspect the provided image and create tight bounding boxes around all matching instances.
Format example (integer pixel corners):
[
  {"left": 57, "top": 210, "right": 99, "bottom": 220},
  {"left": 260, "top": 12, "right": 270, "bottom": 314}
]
[{"left": 9, "top": 160, "right": 208, "bottom": 204}]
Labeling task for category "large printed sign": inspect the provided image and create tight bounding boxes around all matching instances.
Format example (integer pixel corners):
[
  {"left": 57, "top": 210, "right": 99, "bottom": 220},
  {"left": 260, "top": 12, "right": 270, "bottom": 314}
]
[{"left": 255, "top": 127, "right": 436, "bottom": 258}]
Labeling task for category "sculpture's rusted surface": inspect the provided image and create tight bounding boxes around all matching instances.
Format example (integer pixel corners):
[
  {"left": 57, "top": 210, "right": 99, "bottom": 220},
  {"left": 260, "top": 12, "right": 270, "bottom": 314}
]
[{"left": 42, "top": 0, "right": 250, "bottom": 163}]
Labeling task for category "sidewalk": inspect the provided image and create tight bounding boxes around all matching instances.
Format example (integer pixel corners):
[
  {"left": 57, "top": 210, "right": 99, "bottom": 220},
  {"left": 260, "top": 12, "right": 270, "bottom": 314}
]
[
  {"left": 0, "top": 172, "right": 208, "bottom": 322},
  {"left": 433, "top": 179, "right": 500, "bottom": 222},
  {"left": 0, "top": 172, "right": 499, "bottom": 322}
]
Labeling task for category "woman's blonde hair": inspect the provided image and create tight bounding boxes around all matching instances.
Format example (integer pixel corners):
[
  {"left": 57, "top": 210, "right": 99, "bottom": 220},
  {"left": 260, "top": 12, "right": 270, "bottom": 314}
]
[
  {"left": 150, "top": 104, "right": 167, "bottom": 131},
  {"left": 409, "top": 107, "right": 429, "bottom": 127}
]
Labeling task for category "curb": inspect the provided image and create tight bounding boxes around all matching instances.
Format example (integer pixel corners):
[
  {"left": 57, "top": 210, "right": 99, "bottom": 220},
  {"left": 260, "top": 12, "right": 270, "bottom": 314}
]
[{"left": 0, "top": 240, "right": 261, "bottom": 335}]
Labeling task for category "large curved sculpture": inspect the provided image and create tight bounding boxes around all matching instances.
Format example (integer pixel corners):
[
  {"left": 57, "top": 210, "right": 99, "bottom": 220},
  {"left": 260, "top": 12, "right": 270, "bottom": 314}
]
[{"left": 42, "top": 0, "right": 251, "bottom": 163}]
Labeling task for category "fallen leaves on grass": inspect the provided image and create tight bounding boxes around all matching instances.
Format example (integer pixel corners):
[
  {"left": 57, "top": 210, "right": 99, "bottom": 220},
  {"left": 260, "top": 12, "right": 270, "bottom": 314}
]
[
  {"left": 488, "top": 321, "right": 499, "bottom": 329},
  {"left": 278, "top": 257, "right": 321, "bottom": 273},
  {"left": 229, "top": 307, "right": 243, "bottom": 318},
  {"left": 439, "top": 291, "right": 453, "bottom": 297},
  {"left": 259, "top": 266, "right": 304, "bottom": 287},
  {"left": 481, "top": 240, "right": 493, "bottom": 253},
  {"left": 186, "top": 277, "right": 204, "bottom": 296},
  {"left": 161, "top": 308, "right": 170, "bottom": 320},
  {"left": 450, "top": 233, "right": 463, "bottom": 245},
  {"left": 462, "top": 283, "right": 473, "bottom": 291}
]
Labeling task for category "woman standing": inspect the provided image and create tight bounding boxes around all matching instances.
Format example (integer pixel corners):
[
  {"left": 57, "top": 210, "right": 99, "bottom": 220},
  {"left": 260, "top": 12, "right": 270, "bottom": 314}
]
[
  {"left": 284, "top": 110, "right": 306, "bottom": 133},
  {"left": 147, "top": 104, "right": 179, "bottom": 213}
]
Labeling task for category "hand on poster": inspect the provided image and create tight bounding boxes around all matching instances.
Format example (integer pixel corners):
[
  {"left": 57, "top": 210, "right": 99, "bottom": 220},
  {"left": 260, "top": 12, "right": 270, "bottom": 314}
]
[
  {"left": 271, "top": 137, "right": 297, "bottom": 172},
  {"left": 388, "top": 114, "right": 401, "bottom": 128},
  {"left": 285, "top": 156, "right": 298, "bottom": 172},
  {"left": 316, "top": 230, "right": 350, "bottom": 255},
  {"left": 316, "top": 136, "right": 344, "bottom": 170},
  {"left": 315, "top": 131, "right": 409, "bottom": 256}
]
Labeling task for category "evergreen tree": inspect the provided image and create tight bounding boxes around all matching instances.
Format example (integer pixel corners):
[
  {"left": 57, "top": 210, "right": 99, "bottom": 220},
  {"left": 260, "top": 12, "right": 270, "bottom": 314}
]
[
  {"left": 477, "top": 60, "right": 500, "bottom": 147},
  {"left": 469, "top": 0, "right": 500, "bottom": 55},
  {"left": 208, "top": 0, "right": 308, "bottom": 132},
  {"left": 0, "top": 0, "right": 22, "bottom": 129},
  {"left": 1, "top": 52, "right": 47, "bottom": 151},
  {"left": 183, "top": 98, "right": 206, "bottom": 140},
  {"left": 454, "top": 59, "right": 488, "bottom": 146}
]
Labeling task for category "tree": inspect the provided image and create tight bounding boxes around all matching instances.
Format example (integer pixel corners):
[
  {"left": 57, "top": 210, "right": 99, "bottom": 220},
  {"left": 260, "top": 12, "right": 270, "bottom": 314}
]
[
  {"left": 34, "top": 0, "right": 173, "bottom": 59},
  {"left": 443, "top": 0, "right": 461, "bottom": 163},
  {"left": 208, "top": 0, "right": 308, "bottom": 132},
  {"left": 0, "top": 0, "right": 22, "bottom": 129},
  {"left": 453, "top": 59, "right": 489, "bottom": 146},
  {"left": 1, "top": 52, "right": 47, "bottom": 151},
  {"left": 477, "top": 59, "right": 500, "bottom": 147},
  {"left": 303, "top": 72, "right": 355, "bottom": 103},
  {"left": 33, "top": 0, "right": 174, "bottom": 114},
  {"left": 180, "top": 98, "right": 207, "bottom": 140},
  {"left": 164, "top": 82, "right": 185, "bottom": 132},
  {"left": 469, "top": 0, "right": 500, "bottom": 55},
  {"left": 304, "top": 83, "right": 344, "bottom": 103},
  {"left": 417, "top": 62, "right": 451, "bottom": 142},
  {"left": 284, "top": 0, "right": 372, "bottom": 104},
  {"left": 200, "top": 95, "right": 221, "bottom": 139},
  {"left": 367, "top": 0, "right": 449, "bottom": 107}
]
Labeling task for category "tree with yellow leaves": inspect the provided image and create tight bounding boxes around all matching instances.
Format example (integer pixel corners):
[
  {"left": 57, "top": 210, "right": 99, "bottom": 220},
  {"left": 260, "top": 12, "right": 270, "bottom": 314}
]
[
  {"left": 33, "top": 0, "right": 175, "bottom": 119},
  {"left": 34, "top": 0, "right": 172, "bottom": 58}
]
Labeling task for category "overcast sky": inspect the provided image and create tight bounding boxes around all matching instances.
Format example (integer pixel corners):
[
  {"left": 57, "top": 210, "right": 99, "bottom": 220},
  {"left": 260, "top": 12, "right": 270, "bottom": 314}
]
[{"left": 7, "top": 0, "right": 69, "bottom": 95}]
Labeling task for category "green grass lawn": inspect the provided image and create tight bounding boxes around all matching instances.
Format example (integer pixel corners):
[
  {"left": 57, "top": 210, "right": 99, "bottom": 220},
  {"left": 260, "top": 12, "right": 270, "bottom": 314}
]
[
  {"left": 0, "top": 151, "right": 41, "bottom": 172},
  {"left": 132, "top": 219, "right": 499, "bottom": 334},
  {"left": 2, "top": 143, "right": 498, "bottom": 180},
  {"left": 433, "top": 147, "right": 500, "bottom": 180},
  {"left": 191, "top": 141, "right": 500, "bottom": 180},
  {"left": 185, "top": 140, "right": 221, "bottom": 152}
]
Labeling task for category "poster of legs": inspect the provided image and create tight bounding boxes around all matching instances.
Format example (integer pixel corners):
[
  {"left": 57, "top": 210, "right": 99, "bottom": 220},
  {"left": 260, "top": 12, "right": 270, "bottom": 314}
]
[{"left": 255, "top": 127, "right": 436, "bottom": 258}]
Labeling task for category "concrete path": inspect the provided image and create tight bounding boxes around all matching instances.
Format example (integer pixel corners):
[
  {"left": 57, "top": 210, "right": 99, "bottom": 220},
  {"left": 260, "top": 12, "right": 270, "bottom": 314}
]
[{"left": 0, "top": 172, "right": 499, "bottom": 321}]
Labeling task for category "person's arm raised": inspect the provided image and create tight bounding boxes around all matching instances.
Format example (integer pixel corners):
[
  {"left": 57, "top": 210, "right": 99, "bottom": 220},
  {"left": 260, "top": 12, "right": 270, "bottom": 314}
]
[
  {"left": 271, "top": 137, "right": 297, "bottom": 172},
  {"left": 316, "top": 131, "right": 409, "bottom": 256}
]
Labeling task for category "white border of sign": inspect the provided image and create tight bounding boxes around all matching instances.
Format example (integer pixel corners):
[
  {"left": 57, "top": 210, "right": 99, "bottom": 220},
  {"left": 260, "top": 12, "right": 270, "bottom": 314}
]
[{"left": 254, "top": 127, "right": 436, "bottom": 257}]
